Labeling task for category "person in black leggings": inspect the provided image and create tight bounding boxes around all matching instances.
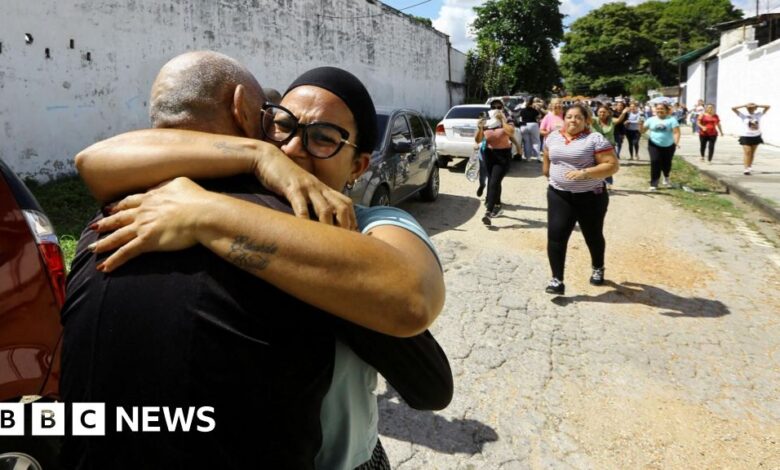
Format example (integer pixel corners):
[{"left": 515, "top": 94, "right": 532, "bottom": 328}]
[
  {"left": 624, "top": 102, "right": 643, "bottom": 160},
  {"left": 642, "top": 103, "right": 681, "bottom": 190},
  {"left": 542, "top": 103, "right": 620, "bottom": 295},
  {"left": 476, "top": 106, "right": 514, "bottom": 225}
]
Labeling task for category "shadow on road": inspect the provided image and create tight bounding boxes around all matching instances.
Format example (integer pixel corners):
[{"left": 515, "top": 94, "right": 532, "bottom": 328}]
[
  {"left": 378, "top": 389, "right": 499, "bottom": 454},
  {"left": 551, "top": 280, "right": 730, "bottom": 318},
  {"left": 398, "top": 193, "right": 482, "bottom": 237}
]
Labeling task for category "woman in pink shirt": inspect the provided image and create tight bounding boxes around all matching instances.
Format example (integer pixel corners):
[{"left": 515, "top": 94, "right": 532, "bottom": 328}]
[
  {"left": 475, "top": 108, "right": 514, "bottom": 226},
  {"left": 539, "top": 98, "right": 565, "bottom": 144}
]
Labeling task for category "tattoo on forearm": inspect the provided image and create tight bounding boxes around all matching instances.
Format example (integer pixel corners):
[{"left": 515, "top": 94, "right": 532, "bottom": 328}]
[{"left": 227, "top": 236, "right": 277, "bottom": 271}]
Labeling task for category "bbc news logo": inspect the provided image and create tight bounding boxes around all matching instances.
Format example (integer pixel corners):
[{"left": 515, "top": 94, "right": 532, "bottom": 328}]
[{"left": 0, "top": 403, "right": 215, "bottom": 435}]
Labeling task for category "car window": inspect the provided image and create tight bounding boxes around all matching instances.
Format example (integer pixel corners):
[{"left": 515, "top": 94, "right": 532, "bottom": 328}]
[
  {"left": 445, "top": 107, "right": 490, "bottom": 119},
  {"left": 391, "top": 116, "right": 412, "bottom": 145},
  {"left": 375, "top": 114, "right": 390, "bottom": 151},
  {"left": 408, "top": 114, "right": 427, "bottom": 142}
]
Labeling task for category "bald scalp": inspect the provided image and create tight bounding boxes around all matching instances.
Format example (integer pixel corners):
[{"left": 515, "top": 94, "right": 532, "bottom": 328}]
[{"left": 149, "top": 51, "right": 264, "bottom": 130}]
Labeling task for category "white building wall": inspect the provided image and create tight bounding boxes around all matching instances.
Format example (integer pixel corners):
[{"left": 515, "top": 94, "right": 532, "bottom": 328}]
[
  {"left": 449, "top": 48, "right": 466, "bottom": 84},
  {"left": 0, "top": 0, "right": 456, "bottom": 179},
  {"left": 684, "top": 60, "right": 705, "bottom": 109},
  {"left": 717, "top": 38, "right": 780, "bottom": 146}
]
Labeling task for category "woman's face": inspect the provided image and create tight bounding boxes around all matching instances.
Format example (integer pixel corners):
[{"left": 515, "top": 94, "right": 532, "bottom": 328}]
[
  {"left": 597, "top": 108, "right": 610, "bottom": 122},
  {"left": 629, "top": 103, "right": 638, "bottom": 112},
  {"left": 616, "top": 102, "right": 625, "bottom": 112},
  {"left": 564, "top": 108, "right": 587, "bottom": 135},
  {"left": 655, "top": 105, "right": 668, "bottom": 118},
  {"left": 551, "top": 101, "right": 564, "bottom": 115},
  {"left": 705, "top": 104, "right": 715, "bottom": 114},
  {"left": 274, "top": 86, "right": 368, "bottom": 191}
]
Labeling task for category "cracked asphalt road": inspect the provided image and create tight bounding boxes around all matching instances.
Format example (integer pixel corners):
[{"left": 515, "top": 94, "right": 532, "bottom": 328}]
[{"left": 379, "top": 155, "right": 780, "bottom": 469}]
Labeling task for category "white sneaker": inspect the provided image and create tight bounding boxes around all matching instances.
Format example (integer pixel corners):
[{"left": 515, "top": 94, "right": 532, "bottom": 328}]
[
  {"left": 648, "top": 186, "right": 658, "bottom": 192},
  {"left": 744, "top": 167, "right": 752, "bottom": 175}
]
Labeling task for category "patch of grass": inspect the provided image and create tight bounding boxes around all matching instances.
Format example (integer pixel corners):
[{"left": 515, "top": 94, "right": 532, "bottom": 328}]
[
  {"left": 26, "top": 175, "right": 99, "bottom": 268},
  {"left": 665, "top": 158, "right": 742, "bottom": 219}
]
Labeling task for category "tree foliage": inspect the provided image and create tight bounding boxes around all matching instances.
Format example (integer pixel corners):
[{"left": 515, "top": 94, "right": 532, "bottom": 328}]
[
  {"left": 469, "top": 0, "right": 564, "bottom": 96},
  {"left": 559, "top": 0, "right": 742, "bottom": 97}
]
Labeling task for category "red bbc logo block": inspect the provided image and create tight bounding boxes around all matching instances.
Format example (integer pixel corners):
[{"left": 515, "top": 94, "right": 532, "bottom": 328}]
[{"left": 0, "top": 403, "right": 25, "bottom": 436}]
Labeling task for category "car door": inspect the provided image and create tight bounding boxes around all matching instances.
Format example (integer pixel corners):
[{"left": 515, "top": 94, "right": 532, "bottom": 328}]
[
  {"left": 407, "top": 113, "right": 434, "bottom": 189},
  {"left": 388, "top": 114, "right": 415, "bottom": 200}
]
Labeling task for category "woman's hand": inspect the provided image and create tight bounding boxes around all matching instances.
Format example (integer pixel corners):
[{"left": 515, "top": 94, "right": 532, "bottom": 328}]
[
  {"left": 564, "top": 169, "right": 589, "bottom": 181},
  {"left": 251, "top": 150, "right": 357, "bottom": 230},
  {"left": 89, "top": 177, "right": 213, "bottom": 272}
]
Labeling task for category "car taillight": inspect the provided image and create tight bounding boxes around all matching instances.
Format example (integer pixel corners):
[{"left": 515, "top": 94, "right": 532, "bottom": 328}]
[
  {"left": 22, "top": 210, "right": 66, "bottom": 308},
  {"left": 436, "top": 123, "right": 445, "bottom": 135}
]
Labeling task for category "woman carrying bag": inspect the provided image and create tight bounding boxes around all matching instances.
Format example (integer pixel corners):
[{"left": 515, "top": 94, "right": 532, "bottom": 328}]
[{"left": 476, "top": 108, "right": 515, "bottom": 226}]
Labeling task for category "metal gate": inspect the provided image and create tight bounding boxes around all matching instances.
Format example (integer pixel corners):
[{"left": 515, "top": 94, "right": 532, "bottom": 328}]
[{"left": 704, "top": 58, "right": 718, "bottom": 105}]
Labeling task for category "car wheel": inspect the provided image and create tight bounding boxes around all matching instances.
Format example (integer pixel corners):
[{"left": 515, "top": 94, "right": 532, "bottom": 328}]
[
  {"left": 420, "top": 165, "right": 439, "bottom": 202},
  {"left": 370, "top": 185, "right": 391, "bottom": 207},
  {"left": 0, "top": 436, "right": 60, "bottom": 470},
  {"left": 436, "top": 155, "right": 450, "bottom": 168}
]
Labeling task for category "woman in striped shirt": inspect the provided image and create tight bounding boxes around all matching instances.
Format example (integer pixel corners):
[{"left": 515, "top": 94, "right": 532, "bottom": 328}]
[{"left": 542, "top": 103, "right": 620, "bottom": 295}]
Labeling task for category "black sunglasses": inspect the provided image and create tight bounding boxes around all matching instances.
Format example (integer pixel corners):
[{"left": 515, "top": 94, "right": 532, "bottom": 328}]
[{"left": 260, "top": 103, "right": 358, "bottom": 159}]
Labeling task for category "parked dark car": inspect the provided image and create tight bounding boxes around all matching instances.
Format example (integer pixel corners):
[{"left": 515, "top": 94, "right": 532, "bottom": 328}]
[
  {"left": 348, "top": 107, "right": 439, "bottom": 206},
  {"left": 0, "top": 157, "right": 65, "bottom": 469}
]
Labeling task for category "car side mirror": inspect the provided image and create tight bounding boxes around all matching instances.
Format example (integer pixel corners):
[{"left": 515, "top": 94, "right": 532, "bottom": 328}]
[{"left": 391, "top": 141, "right": 413, "bottom": 153}]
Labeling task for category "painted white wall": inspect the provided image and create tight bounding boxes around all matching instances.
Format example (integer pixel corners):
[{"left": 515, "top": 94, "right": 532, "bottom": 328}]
[
  {"left": 684, "top": 60, "right": 705, "bottom": 109},
  {"left": 0, "top": 0, "right": 458, "bottom": 179},
  {"left": 717, "top": 38, "right": 780, "bottom": 146}
]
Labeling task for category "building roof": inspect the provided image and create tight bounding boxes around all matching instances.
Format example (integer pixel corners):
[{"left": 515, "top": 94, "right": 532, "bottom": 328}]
[
  {"left": 671, "top": 42, "right": 719, "bottom": 65},
  {"left": 712, "top": 12, "right": 780, "bottom": 31}
]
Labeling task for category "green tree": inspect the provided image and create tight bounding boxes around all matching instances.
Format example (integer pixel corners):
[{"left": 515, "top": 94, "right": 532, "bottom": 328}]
[
  {"left": 627, "top": 74, "right": 661, "bottom": 102},
  {"left": 464, "top": 41, "right": 514, "bottom": 102},
  {"left": 471, "top": 0, "right": 564, "bottom": 95},
  {"left": 559, "top": 0, "right": 742, "bottom": 96}
]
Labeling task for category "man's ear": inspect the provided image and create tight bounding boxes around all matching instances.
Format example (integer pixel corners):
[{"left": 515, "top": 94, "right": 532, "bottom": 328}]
[
  {"left": 350, "top": 152, "right": 371, "bottom": 182},
  {"left": 231, "top": 84, "right": 255, "bottom": 137}
]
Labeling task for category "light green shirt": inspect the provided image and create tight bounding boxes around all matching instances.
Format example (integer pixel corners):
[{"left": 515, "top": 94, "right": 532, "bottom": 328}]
[
  {"left": 314, "top": 205, "right": 439, "bottom": 470},
  {"left": 591, "top": 117, "right": 615, "bottom": 145}
]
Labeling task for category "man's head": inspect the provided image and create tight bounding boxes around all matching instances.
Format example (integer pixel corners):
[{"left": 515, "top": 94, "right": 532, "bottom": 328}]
[{"left": 149, "top": 51, "right": 265, "bottom": 138}]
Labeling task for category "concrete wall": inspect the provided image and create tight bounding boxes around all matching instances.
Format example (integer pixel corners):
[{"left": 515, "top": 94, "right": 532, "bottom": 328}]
[
  {"left": 716, "top": 37, "right": 780, "bottom": 146},
  {"left": 0, "top": 0, "right": 457, "bottom": 179},
  {"left": 684, "top": 60, "right": 704, "bottom": 109}
]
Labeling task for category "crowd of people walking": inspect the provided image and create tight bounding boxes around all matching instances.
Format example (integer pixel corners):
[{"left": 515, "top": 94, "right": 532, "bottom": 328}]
[{"left": 472, "top": 94, "right": 770, "bottom": 296}]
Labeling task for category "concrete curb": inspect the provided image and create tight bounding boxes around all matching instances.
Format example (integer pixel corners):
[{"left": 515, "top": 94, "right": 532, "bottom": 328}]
[{"left": 685, "top": 158, "right": 780, "bottom": 223}]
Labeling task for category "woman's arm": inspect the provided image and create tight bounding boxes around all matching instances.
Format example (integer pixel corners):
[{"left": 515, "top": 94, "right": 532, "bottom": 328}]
[
  {"left": 565, "top": 151, "right": 619, "bottom": 180},
  {"left": 673, "top": 127, "right": 681, "bottom": 146},
  {"left": 90, "top": 178, "right": 445, "bottom": 337},
  {"left": 542, "top": 147, "right": 550, "bottom": 178},
  {"left": 337, "top": 323, "right": 453, "bottom": 410},
  {"left": 718, "top": 122, "right": 724, "bottom": 136},
  {"left": 76, "top": 129, "right": 356, "bottom": 229},
  {"left": 613, "top": 109, "right": 629, "bottom": 125}
]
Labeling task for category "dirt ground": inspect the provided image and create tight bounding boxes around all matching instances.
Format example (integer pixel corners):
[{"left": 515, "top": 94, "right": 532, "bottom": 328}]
[{"left": 388, "top": 152, "right": 780, "bottom": 469}]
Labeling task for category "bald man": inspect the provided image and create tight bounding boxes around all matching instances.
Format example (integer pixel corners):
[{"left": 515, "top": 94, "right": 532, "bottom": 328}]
[{"left": 60, "top": 51, "right": 335, "bottom": 469}]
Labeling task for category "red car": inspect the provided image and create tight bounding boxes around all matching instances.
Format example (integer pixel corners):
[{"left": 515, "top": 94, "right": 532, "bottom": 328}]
[{"left": 0, "top": 157, "right": 65, "bottom": 469}]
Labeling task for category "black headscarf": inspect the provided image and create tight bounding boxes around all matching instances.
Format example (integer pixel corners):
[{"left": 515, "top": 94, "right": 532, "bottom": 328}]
[{"left": 285, "top": 67, "right": 377, "bottom": 153}]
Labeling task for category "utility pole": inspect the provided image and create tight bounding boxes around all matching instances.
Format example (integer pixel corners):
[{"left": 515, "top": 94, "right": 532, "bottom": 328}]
[{"left": 756, "top": 0, "right": 759, "bottom": 17}]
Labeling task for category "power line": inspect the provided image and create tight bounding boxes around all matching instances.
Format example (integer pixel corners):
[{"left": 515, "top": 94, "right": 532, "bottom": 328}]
[{"left": 318, "top": 0, "right": 434, "bottom": 19}]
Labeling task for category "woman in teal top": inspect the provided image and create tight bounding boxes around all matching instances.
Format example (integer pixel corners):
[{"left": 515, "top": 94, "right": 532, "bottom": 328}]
[{"left": 642, "top": 103, "right": 680, "bottom": 191}]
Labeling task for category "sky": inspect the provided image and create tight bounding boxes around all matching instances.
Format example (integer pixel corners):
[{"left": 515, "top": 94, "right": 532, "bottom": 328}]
[{"left": 381, "top": 0, "right": 779, "bottom": 52}]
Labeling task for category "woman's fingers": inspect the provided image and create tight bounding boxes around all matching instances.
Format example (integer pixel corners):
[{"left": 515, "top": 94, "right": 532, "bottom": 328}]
[
  {"left": 91, "top": 225, "right": 138, "bottom": 255},
  {"left": 92, "top": 209, "right": 137, "bottom": 233},
  {"left": 111, "top": 193, "right": 145, "bottom": 213},
  {"left": 98, "top": 238, "right": 146, "bottom": 273},
  {"left": 327, "top": 191, "right": 357, "bottom": 231}
]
